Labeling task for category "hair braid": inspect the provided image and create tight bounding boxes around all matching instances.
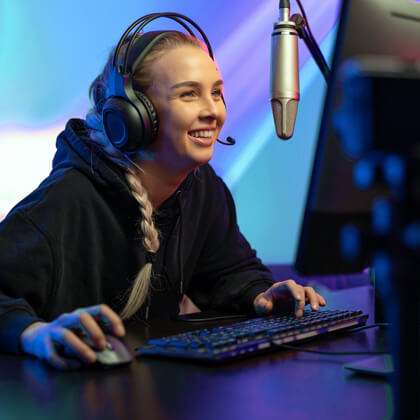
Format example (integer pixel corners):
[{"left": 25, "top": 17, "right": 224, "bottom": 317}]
[
  {"left": 126, "top": 170, "right": 159, "bottom": 253},
  {"left": 119, "top": 169, "right": 160, "bottom": 320}
]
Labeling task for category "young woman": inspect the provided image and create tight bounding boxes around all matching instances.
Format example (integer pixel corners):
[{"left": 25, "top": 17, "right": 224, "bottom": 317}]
[{"left": 0, "top": 15, "right": 326, "bottom": 369}]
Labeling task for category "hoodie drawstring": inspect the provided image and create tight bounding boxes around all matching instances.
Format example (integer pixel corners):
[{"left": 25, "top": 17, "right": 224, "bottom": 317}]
[
  {"left": 176, "top": 191, "right": 184, "bottom": 297},
  {"left": 143, "top": 190, "right": 184, "bottom": 321}
]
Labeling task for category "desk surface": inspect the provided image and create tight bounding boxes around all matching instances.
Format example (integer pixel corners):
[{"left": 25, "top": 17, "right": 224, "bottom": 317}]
[{"left": 0, "top": 286, "right": 392, "bottom": 420}]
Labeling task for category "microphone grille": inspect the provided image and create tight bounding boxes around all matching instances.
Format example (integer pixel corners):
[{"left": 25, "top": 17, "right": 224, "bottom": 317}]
[{"left": 271, "top": 98, "right": 298, "bottom": 140}]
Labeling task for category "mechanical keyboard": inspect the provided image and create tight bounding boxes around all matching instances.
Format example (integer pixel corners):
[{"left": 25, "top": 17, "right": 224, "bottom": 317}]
[{"left": 135, "top": 309, "right": 368, "bottom": 363}]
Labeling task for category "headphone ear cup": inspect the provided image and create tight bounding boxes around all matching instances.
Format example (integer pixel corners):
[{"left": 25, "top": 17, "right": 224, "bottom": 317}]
[
  {"left": 102, "top": 94, "right": 158, "bottom": 152},
  {"left": 135, "top": 91, "right": 159, "bottom": 143}
]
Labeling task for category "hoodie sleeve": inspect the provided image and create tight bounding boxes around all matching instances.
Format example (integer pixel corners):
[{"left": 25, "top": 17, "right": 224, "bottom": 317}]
[
  {"left": 0, "top": 210, "right": 51, "bottom": 354},
  {"left": 188, "top": 173, "right": 275, "bottom": 314}
]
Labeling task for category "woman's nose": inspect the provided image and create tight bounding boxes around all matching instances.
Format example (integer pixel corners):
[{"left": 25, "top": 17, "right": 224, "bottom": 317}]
[{"left": 199, "top": 95, "right": 218, "bottom": 118}]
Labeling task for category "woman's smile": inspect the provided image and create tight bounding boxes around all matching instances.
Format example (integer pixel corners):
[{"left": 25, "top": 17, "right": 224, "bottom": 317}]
[{"left": 187, "top": 128, "right": 217, "bottom": 146}]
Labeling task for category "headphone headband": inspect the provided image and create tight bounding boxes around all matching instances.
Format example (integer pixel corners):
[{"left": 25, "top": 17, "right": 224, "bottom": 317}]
[{"left": 113, "top": 12, "right": 214, "bottom": 75}]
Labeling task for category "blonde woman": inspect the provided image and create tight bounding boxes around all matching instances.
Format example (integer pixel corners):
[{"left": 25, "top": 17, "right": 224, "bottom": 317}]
[{"left": 0, "top": 15, "right": 326, "bottom": 369}]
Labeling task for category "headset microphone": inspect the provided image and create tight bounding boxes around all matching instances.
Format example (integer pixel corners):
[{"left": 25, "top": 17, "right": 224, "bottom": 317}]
[{"left": 217, "top": 136, "right": 236, "bottom": 146}]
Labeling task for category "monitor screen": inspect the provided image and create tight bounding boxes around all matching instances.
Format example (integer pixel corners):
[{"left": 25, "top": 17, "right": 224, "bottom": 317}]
[{"left": 294, "top": 0, "right": 420, "bottom": 275}]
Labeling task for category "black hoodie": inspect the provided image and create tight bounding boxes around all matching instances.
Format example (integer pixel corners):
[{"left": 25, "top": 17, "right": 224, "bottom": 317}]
[{"left": 0, "top": 119, "right": 275, "bottom": 354}]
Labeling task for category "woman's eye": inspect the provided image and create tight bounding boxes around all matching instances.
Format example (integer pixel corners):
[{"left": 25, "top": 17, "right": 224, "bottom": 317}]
[
  {"left": 180, "top": 90, "right": 222, "bottom": 99},
  {"left": 181, "top": 91, "right": 196, "bottom": 98}
]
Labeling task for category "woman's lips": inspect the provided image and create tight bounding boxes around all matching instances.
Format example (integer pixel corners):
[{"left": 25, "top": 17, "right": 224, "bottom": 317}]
[{"left": 187, "top": 133, "right": 214, "bottom": 147}]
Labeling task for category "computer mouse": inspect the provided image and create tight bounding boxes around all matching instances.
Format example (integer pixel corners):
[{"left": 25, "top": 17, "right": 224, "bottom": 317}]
[
  {"left": 93, "top": 335, "right": 133, "bottom": 368},
  {"left": 55, "top": 333, "right": 133, "bottom": 368}
]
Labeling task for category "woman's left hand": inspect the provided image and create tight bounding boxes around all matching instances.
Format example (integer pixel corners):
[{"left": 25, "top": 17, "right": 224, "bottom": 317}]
[{"left": 253, "top": 279, "right": 327, "bottom": 317}]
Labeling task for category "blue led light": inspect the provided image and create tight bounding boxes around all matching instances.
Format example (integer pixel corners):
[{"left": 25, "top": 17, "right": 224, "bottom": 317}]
[
  {"left": 332, "top": 70, "right": 373, "bottom": 159},
  {"left": 402, "top": 223, "right": 420, "bottom": 249},
  {"left": 372, "top": 198, "right": 392, "bottom": 235},
  {"left": 373, "top": 252, "right": 392, "bottom": 300},
  {"left": 340, "top": 224, "right": 360, "bottom": 260},
  {"left": 353, "top": 159, "right": 374, "bottom": 190},
  {"left": 383, "top": 155, "right": 405, "bottom": 188}
]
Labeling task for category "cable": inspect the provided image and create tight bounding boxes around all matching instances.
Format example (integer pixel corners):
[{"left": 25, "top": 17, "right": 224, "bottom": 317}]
[
  {"left": 295, "top": 0, "right": 316, "bottom": 43},
  {"left": 300, "top": 25, "right": 331, "bottom": 80},
  {"left": 278, "top": 323, "right": 389, "bottom": 356},
  {"left": 278, "top": 344, "right": 387, "bottom": 356},
  {"left": 347, "top": 323, "right": 389, "bottom": 334},
  {"left": 291, "top": 0, "right": 331, "bottom": 81}
]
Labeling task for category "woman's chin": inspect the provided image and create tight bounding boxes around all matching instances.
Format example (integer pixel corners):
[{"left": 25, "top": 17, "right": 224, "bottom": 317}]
[
  {"left": 184, "top": 140, "right": 215, "bottom": 164},
  {"left": 190, "top": 147, "right": 214, "bottom": 166}
]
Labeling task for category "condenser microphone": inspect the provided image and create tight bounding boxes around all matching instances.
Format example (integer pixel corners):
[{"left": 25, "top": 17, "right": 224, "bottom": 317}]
[
  {"left": 217, "top": 136, "right": 236, "bottom": 146},
  {"left": 270, "top": 0, "right": 300, "bottom": 140}
]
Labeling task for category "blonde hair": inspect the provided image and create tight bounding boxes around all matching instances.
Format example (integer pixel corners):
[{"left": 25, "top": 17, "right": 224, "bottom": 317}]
[{"left": 86, "top": 31, "right": 204, "bottom": 320}]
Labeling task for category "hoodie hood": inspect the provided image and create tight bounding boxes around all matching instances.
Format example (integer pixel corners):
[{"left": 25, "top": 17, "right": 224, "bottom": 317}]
[
  {"left": 53, "top": 118, "right": 131, "bottom": 196},
  {"left": 52, "top": 118, "right": 194, "bottom": 213}
]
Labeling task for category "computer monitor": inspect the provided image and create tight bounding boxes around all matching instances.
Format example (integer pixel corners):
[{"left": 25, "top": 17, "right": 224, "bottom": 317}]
[{"left": 294, "top": 0, "right": 420, "bottom": 275}]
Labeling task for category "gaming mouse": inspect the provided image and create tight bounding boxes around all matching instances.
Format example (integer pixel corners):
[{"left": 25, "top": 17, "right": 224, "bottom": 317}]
[
  {"left": 56, "top": 333, "right": 133, "bottom": 368},
  {"left": 93, "top": 335, "right": 133, "bottom": 367}
]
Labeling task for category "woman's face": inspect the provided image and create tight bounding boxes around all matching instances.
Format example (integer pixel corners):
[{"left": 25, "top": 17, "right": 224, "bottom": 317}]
[{"left": 145, "top": 45, "right": 227, "bottom": 174}]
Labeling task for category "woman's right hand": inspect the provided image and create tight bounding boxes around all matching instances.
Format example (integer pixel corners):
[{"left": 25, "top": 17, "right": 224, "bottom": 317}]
[{"left": 20, "top": 304, "right": 125, "bottom": 370}]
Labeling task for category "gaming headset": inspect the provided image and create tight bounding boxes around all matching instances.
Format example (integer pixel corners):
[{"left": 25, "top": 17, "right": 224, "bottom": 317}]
[{"left": 99, "top": 12, "right": 235, "bottom": 153}]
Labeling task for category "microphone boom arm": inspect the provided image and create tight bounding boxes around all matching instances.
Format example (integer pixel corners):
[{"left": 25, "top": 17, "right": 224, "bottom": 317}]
[{"left": 291, "top": 13, "right": 331, "bottom": 82}]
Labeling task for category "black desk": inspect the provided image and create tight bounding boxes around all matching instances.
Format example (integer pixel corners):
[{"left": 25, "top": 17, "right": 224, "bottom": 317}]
[{"left": 0, "top": 286, "right": 392, "bottom": 420}]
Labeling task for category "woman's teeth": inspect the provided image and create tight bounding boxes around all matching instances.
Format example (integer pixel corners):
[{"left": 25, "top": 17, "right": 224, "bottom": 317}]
[{"left": 189, "top": 130, "right": 214, "bottom": 138}]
